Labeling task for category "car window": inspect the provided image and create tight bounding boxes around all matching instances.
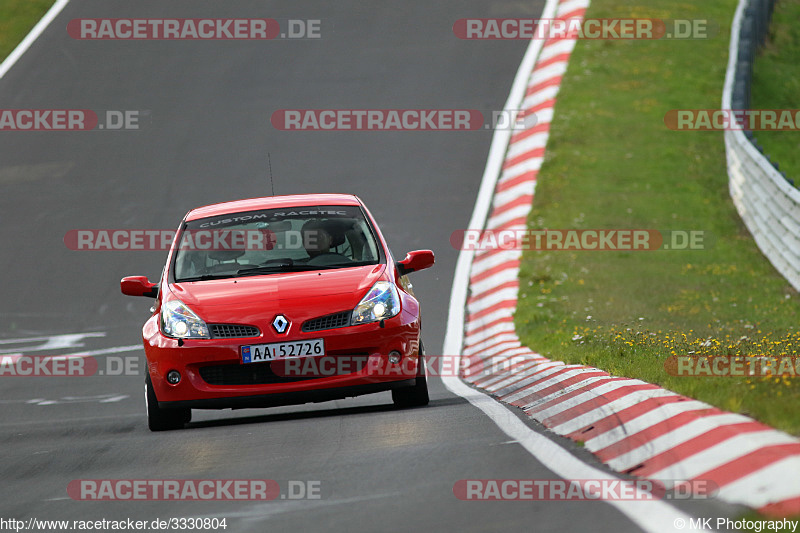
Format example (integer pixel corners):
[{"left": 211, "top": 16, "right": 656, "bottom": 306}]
[{"left": 173, "top": 205, "right": 381, "bottom": 281}]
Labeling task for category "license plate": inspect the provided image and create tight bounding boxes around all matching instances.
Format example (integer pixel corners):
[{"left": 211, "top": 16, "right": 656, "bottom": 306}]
[{"left": 241, "top": 339, "right": 324, "bottom": 363}]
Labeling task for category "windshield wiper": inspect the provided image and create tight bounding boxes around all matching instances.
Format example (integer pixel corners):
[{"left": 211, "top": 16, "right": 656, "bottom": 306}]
[
  {"left": 236, "top": 264, "right": 337, "bottom": 276},
  {"left": 236, "top": 261, "right": 376, "bottom": 276},
  {"left": 177, "top": 273, "right": 233, "bottom": 282}
]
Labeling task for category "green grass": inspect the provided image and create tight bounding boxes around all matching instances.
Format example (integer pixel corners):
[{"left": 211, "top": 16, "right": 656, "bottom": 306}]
[
  {"left": 514, "top": 0, "right": 800, "bottom": 436},
  {"left": 0, "top": 0, "right": 55, "bottom": 62},
  {"left": 751, "top": 0, "right": 800, "bottom": 180}
]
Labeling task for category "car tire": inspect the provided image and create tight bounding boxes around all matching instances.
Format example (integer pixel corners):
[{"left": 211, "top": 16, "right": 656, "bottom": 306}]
[
  {"left": 145, "top": 373, "right": 189, "bottom": 431},
  {"left": 392, "top": 343, "right": 430, "bottom": 408}
]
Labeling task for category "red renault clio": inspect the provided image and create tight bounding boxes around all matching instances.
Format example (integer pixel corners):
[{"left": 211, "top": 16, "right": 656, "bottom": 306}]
[{"left": 121, "top": 194, "right": 434, "bottom": 430}]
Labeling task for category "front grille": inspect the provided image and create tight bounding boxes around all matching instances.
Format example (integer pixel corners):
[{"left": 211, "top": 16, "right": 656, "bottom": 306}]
[
  {"left": 209, "top": 324, "right": 260, "bottom": 339},
  {"left": 198, "top": 355, "right": 370, "bottom": 386},
  {"left": 302, "top": 311, "right": 351, "bottom": 332},
  {"left": 199, "top": 362, "right": 309, "bottom": 385}
]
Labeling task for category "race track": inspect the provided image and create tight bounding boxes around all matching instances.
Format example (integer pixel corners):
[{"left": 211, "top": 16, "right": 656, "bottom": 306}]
[{"left": 0, "top": 2, "right": 743, "bottom": 531}]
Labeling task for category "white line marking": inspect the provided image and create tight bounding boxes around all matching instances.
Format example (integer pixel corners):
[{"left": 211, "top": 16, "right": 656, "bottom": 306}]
[
  {"left": 99, "top": 395, "right": 129, "bottom": 403},
  {"left": 195, "top": 493, "right": 401, "bottom": 521},
  {"left": 0, "top": 344, "right": 141, "bottom": 363},
  {"left": 0, "top": 0, "right": 72, "bottom": 80},
  {"left": 0, "top": 413, "right": 141, "bottom": 427},
  {"left": 0, "top": 332, "right": 105, "bottom": 354},
  {"left": 441, "top": 374, "right": 708, "bottom": 532},
  {"left": 58, "top": 345, "right": 142, "bottom": 357},
  {"left": 0, "top": 333, "right": 104, "bottom": 345}
]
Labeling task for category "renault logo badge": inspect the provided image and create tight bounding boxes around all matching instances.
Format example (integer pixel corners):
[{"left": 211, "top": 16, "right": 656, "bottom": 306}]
[{"left": 272, "top": 315, "right": 289, "bottom": 334}]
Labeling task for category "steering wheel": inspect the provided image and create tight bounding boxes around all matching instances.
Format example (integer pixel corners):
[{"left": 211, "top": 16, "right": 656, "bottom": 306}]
[
  {"left": 306, "top": 253, "right": 353, "bottom": 266},
  {"left": 261, "top": 257, "right": 294, "bottom": 267}
]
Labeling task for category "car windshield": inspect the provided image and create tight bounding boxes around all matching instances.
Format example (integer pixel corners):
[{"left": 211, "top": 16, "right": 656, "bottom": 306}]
[{"left": 173, "top": 205, "right": 382, "bottom": 282}]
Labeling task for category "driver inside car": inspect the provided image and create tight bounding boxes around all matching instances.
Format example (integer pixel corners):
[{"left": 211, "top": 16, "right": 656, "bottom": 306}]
[{"left": 301, "top": 220, "right": 335, "bottom": 258}]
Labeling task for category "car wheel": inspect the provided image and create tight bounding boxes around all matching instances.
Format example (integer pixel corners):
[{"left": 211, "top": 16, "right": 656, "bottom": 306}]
[
  {"left": 145, "top": 373, "right": 189, "bottom": 431},
  {"left": 392, "top": 343, "right": 430, "bottom": 408}
]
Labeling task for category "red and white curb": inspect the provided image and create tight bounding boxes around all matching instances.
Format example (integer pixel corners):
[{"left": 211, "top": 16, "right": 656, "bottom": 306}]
[{"left": 445, "top": 0, "right": 800, "bottom": 518}]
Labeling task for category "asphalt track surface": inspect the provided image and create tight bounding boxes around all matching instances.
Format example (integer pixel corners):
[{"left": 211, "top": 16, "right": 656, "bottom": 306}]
[{"left": 0, "top": 2, "right": 744, "bottom": 532}]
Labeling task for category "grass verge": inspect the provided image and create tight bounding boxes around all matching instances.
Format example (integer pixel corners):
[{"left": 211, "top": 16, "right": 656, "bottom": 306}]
[
  {"left": 514, "top": 0, "right": 800, "bottom": 439},
  {"left": 750, "top": 0, "right": 800, "bottom": 180},
  {"left": 0, "top": 0, "right": 55, "bottom": 63}
]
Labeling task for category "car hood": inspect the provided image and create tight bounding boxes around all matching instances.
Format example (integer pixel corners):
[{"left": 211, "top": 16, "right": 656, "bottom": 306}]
[{"left": 169, "top": 264, "right": 386, "bottom": 326}]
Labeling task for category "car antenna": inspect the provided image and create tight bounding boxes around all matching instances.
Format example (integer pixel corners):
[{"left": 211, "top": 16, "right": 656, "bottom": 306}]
[{"left": 268, "top": 152, "right": 275, "bottom": 196}]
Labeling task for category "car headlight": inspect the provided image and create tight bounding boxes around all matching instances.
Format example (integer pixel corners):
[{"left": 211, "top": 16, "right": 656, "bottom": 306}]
[
  {"left": 161, "top": 299, "right": 210, "bottom": 339},
  {"left": 352, "top": 281, "right": 400, "bottom": 325}
]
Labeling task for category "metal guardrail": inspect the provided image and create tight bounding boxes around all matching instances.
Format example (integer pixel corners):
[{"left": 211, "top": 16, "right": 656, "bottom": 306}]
[
  {"left": 729, "top": 0, "right": 792, "bottom": 184},
  {"left": 723, "top": 0, "right": 800, "bottom": 292},
  {"left": 730, "top": 0, "right": 774, "bottom": 111}
]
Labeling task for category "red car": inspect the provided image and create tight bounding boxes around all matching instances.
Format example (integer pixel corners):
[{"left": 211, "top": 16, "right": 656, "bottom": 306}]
[{"left": 121, "top": 194, "right": 434, "bottom": 431}]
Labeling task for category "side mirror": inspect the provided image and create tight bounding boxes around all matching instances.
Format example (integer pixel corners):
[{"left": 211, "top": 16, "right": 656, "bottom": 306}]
[
  {"left": 121, "top": 276, "right": 159, "bottom": 298},
  {"left": 396, "top": 250, "right": 435, "bottom": 276}
]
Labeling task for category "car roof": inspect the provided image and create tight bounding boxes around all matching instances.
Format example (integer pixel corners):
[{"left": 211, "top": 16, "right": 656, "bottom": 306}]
[{"left": 185, "top": 194, "right": 363, "bottom": 221}]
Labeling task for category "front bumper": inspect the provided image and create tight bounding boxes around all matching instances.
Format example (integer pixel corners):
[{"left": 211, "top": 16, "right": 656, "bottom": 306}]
[
  {"left": 159, "top": 379, "right": 417, "bottom": 410},
  {"left": 142, "top": 313, "right": 421, "bottom": 409}
]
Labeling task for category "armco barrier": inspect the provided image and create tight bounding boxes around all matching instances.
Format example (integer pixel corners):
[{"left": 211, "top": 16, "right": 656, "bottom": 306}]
[
  {"left": 730, "top": 0, "right": 774, "bottom": 111},
  {"left": 724, "top": 0, "right": 800, "bottom": 290}
]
